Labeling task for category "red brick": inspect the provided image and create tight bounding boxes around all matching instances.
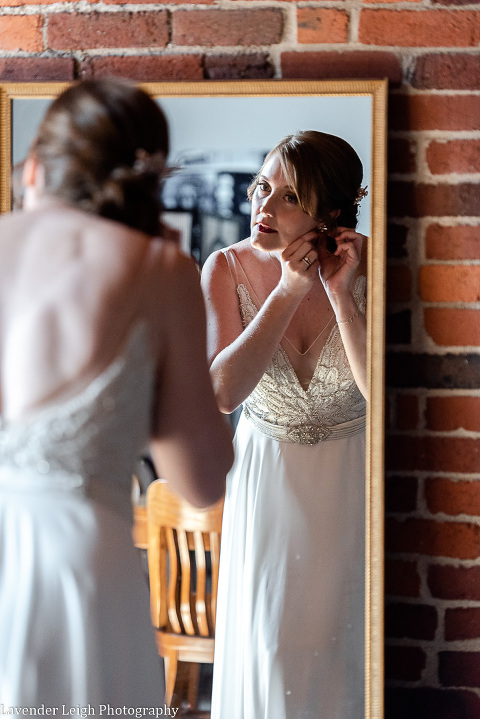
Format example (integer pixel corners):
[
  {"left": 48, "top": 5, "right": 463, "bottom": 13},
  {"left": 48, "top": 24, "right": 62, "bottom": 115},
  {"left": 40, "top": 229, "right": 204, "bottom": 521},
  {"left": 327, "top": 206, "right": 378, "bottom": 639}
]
[
  {"left": 297, "top": 9, "right": 348, "bottom": 44},
  {"left": 171, "top": 9, "right": 283, "bottom": 47},
  {"left": 388, "top": 137, "right": 417, "bottom": 174},
  {"left": 47, "top": 12, "right": 168, "bottom": 50},
  {"left": 426, "top": 397, "right": 480, "bottom": 432},
  {"left": 385, "top": 558, "right": 421, "bottom": 597},
  {"left": 359, "top": 10, "right": 480, "bottom": 48},
  {"left": 425, "top": 224, "right": 480, "bottom": 261},
  {"left": 0, "top": 15, "right": 43, "bottom": 51},
  {"left": 413, "top": 52, "right": 480, "bottom": 90},
  {"left": 388, "top": 181, "right": 480, "bottom": 218},
  {"left": 425, "top": 308, "right": 480, "bottom": 347},
  {"left": 83, "top": 54, "right": 203, "bottom": 81},
  {"left": 387, "top": 265, "right": 412, "bottom": 303},
  {"left": 387, "top": 435, "right": 480, "bottom": 474},
  {"left": 420, "top": 266, "right": 480, "bottom": 303},
  {"left": 425, "top": 478, "right": 480, "bottom": 517},
  {"left": 385, "top": 645, "right": 426, "bottom": 681},
  {"left": 386, "top": 602, "right": 438, "bottom": 640},
  {"left": 439, "top": 651, "right": 480, "bottom": 688},
  {"left": 427, "top": 139, "right": 480, "bottom": 175},
  {"left": 281, "top": 50, "right": 402, "bottom": 84},
  {"left": 386, "top": 475, "right": 419, "bottom": 512},
  {"left": 389, "top": 94, "right": 480, "bottom": 132},
  {"left": 429, "top": 564, "right": 480, "bottom": 600},
  {"left": 445, "top": 608, "right": 480, "bottom": 641},
  {"left": 0, "top": 57, "right": 74, "bottom": 81},
  {"left": 204, "top": 53, "right": 274, "bottom": 80},
  {"left": 386, "top": 516, "right": 480, "bottom": 560}
]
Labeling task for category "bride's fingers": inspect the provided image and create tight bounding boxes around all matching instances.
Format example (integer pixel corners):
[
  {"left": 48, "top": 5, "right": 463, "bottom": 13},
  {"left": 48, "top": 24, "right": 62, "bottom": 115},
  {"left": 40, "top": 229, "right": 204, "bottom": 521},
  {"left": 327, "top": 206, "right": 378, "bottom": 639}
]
[
  {"left": 282, "top": 229, "right": 320, "bottom": 258},
  {"left": 282, "top": 240, "right": 316, "bottom": 265},
  {"left": 297, "top": 249, "right": 319, "bottom": 271},
  {"left": 334, "top": 239, "right": 359, "bottom": 258},
  {"left": 334, "top": 229, "right": 365, "bottom": 250}
]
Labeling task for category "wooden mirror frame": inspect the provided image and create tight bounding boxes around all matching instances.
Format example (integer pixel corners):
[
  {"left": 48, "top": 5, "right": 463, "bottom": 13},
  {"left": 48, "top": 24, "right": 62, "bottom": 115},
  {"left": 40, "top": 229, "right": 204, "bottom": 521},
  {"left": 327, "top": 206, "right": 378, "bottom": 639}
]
[{"left": 0, "top": 78, "right": 387, "bottom": 719}]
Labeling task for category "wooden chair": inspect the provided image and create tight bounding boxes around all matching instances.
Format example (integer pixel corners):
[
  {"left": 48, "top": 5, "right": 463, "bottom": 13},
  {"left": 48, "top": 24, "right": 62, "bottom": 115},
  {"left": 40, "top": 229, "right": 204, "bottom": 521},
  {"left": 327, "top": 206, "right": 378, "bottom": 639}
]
[{"left": 146, "top": 479, "right": 224, "bottom": 711}]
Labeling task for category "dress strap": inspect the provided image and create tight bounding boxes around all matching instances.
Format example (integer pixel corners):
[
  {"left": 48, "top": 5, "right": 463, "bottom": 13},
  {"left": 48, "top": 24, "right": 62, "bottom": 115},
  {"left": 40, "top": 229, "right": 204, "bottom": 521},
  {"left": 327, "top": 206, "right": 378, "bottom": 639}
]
[
  {"left": 221, "top": 247, "right": 264, "bottom": 308},
  {"left": 221, "top": 247, "right": 241, "bottom": 286}
]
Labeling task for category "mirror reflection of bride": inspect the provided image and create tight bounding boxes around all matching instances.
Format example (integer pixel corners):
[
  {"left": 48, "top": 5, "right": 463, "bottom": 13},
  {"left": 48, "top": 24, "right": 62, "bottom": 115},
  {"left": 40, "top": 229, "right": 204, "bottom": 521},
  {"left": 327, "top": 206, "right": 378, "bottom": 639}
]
[{"left": 202, "top": 130, "right": 368, "bottom": 719}]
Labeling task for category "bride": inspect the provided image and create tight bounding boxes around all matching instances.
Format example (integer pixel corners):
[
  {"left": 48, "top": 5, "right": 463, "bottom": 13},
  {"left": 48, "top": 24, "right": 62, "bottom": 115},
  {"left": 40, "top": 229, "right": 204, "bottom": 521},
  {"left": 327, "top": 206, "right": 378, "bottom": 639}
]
[
  {"left": 0, "top": 79, "right": 233, "bottom": 708},
  {"left": 202, "top": 130, "right": 368, "bottom": 719}
]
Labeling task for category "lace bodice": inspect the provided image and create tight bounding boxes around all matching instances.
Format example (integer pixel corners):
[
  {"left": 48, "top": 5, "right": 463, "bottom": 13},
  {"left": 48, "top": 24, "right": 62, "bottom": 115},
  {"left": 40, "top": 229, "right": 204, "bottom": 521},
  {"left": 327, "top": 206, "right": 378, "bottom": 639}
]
[
  {"left": 239, "top": 277, "right": 367, "bottom": 444},
  {"left": 0, "top": 322, "right": 154, "bottom": 514}
]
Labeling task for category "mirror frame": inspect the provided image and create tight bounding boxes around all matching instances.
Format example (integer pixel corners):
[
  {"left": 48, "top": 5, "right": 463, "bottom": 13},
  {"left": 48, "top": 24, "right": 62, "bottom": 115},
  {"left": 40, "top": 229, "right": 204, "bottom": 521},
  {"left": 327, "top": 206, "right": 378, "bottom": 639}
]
[{"left": 0, "top": 78, "right": 387, "bottom": 719}]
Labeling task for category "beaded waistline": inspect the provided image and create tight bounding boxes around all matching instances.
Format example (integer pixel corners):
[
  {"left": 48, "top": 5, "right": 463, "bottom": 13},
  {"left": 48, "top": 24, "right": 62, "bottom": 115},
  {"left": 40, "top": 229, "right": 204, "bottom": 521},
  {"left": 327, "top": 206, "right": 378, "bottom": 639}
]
[{"left": 243, "top": 407, "right": 366, "bottom": 445}]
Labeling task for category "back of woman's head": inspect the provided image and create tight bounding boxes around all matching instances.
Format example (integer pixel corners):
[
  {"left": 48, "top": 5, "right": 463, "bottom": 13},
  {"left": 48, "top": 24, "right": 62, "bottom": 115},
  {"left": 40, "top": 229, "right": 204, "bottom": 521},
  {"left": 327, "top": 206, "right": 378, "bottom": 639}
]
[
  {"left": 251, "top": 130, "right": 364, "bottom": 231},
  {"left": 33, "top": 78, "right": 169, "bottom": 236}
]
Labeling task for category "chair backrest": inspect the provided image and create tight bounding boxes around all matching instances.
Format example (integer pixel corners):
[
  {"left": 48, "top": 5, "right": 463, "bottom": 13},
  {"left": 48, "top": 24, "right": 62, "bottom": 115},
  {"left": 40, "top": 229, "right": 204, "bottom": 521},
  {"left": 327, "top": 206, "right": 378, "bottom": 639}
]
[{"left": 146, "top": 479, "right": 224, "bottom": 639}]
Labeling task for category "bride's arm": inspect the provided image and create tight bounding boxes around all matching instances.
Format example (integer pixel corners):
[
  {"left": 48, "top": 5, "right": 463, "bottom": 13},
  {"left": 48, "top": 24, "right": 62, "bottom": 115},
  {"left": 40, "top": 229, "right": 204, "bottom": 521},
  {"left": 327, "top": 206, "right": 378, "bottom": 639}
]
[
  {"left": 201, "top": 241, "right": 316, "bottom": 414},
  {"left": 149, "top": 247, "right": 233, "bottom": 508},
  {"left": 320, "top": 229, "right": 368, "bottom": 399}
]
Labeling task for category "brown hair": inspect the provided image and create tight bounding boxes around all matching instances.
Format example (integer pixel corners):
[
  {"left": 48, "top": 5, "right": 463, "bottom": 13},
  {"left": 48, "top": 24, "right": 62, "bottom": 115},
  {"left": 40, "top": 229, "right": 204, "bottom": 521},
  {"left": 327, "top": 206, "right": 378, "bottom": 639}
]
[
  {"left": 248, "top": 130, "right": 364, "bottom": 232},
  {"left": 32, "top": 78, "right": 169, "bottom": 236}
]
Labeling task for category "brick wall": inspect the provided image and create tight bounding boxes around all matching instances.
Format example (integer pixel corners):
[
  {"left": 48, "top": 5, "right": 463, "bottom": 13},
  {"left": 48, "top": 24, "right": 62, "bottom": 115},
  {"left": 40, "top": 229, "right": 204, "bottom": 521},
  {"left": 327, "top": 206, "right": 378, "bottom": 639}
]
[{"left": 1, "top": 0, "right": 479, "bottom": 716}]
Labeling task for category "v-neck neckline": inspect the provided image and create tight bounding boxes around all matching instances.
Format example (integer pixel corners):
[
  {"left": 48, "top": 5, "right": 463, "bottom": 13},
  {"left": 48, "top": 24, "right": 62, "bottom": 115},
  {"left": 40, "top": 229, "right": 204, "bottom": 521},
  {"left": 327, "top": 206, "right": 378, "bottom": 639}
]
[{"left": 237, "top": 283, "right": 338, "bottom": 393}]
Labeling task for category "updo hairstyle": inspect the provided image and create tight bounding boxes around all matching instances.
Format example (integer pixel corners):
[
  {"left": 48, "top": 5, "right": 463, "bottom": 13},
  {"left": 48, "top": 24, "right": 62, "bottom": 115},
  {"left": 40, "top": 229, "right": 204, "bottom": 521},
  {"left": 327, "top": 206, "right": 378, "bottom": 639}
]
[
  {"left": 32, "top": 79, "right": 169, "bottom": 236},
  {"left": 248, "top": 130, "right": 364, "bottom": 233}
]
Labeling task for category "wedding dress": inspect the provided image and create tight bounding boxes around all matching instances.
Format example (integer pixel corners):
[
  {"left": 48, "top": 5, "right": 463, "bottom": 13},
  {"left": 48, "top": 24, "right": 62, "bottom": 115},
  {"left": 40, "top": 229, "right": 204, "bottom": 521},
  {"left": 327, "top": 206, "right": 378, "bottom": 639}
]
[
  {"left": 211, "top": 249, "right": 366, "bottom": 719},
  {"left": 0, "top": 322, "right": 163, "bottom": 710}
]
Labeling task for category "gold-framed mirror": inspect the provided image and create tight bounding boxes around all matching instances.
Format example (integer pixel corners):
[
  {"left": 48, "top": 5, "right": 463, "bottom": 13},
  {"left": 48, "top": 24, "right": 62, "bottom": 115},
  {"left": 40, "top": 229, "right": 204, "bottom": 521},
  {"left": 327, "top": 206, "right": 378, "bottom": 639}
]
[{"left": 0, "top": 78, "right": 387, "bottom": 718}]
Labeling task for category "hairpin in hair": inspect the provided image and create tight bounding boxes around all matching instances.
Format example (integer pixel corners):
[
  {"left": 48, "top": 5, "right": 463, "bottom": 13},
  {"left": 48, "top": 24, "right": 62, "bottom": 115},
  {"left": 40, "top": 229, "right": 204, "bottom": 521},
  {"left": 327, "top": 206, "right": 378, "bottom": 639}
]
[{"left": 354, "top": 186, "right": 368, "bottom": 206}]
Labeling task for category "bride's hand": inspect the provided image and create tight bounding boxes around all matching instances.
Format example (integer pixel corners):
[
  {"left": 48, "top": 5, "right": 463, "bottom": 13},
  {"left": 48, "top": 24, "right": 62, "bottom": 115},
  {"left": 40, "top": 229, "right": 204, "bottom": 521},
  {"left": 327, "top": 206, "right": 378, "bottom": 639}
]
[
  {"left": 276, "top": 229, "right": 320, "bottom": 298},
  {"left": 317, "top": 227, "right": 365, "bottom": 297}
]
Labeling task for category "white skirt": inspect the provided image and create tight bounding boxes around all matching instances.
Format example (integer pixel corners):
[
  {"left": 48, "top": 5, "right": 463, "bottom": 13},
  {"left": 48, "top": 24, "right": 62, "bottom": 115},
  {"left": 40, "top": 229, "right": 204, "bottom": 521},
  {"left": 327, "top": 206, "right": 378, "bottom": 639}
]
[
  {"left": 211, "top": 412, "right": 365, "bottom": 719},
  {"left": 0, "top": 478, "right": 162, "bottom": 711}
]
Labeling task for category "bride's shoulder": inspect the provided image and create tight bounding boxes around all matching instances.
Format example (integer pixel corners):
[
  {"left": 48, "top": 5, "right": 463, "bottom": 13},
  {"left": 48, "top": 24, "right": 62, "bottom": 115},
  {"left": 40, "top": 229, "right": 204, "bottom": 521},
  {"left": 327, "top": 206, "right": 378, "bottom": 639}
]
[{"left": 145, "top": 238, "right": 201, "bottom": 306}]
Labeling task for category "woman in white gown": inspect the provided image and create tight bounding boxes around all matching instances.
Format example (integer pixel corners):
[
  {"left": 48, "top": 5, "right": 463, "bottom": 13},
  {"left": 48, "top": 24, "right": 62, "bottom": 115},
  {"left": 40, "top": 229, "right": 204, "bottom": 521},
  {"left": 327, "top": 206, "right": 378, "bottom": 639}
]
[
  {"left": 201, "top": 131, "right": 368, "bottom": 719},
  {"left": 0, "top": 79, "right": 233, "bottom": 711}
]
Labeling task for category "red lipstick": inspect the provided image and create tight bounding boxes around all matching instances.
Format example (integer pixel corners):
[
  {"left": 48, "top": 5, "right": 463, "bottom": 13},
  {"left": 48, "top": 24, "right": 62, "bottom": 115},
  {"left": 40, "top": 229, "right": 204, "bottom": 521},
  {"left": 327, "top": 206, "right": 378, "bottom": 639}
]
[{"left": 257, "top": 223, "right": 276, "bottom": 234}]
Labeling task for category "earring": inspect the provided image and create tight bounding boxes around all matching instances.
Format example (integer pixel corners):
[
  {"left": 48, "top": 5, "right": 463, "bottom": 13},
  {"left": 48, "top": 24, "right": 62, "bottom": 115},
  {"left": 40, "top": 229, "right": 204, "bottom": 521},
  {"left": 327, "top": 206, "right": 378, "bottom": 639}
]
[{"left": 316, "top": 224, "right": 328, "bottom": 232}]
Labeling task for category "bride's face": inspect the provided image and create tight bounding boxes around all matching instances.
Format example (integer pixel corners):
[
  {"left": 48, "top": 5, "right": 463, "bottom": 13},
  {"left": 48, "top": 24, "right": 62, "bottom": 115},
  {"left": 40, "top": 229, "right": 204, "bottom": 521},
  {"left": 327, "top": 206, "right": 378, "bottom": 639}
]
[{"left": 250, "top": 155, "right": 317, "bottom": 253}]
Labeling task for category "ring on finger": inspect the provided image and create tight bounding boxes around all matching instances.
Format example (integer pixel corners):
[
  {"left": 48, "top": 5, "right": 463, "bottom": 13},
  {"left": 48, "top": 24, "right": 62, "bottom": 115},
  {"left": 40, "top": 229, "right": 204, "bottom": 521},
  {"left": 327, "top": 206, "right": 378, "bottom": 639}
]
[{"left": 302, "top": 255, "right": 312, "bottom": 267}]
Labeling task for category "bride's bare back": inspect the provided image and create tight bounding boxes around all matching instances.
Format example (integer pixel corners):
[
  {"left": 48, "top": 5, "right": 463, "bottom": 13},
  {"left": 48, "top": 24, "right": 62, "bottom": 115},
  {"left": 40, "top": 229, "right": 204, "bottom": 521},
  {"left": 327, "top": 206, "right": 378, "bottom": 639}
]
[
  {"left": 0, "top": 203, "right": 232, "bottom": 506},
  {"left": 0, "top": 204, "right": 160, "bottom": 420}
]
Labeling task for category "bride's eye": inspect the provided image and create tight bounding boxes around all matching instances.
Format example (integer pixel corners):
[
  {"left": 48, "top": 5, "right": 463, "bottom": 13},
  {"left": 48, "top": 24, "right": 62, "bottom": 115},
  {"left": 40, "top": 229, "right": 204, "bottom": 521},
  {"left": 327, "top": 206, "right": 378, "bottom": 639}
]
[{"left": 285, "top": 193, "right": 298, "bottom": 204}]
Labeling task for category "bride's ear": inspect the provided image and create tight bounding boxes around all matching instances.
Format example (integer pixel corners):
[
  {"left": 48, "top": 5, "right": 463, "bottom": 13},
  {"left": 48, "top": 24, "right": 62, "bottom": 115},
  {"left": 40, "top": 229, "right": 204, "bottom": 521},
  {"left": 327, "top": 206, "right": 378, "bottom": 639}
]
[{"left": 22, "top": 153, "right": 44, "bottom": 191}]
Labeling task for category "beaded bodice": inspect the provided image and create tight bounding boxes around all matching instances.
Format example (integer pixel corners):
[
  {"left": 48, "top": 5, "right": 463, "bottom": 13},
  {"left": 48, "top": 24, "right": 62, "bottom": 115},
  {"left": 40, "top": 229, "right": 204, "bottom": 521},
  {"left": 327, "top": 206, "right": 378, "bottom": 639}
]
[
  {"left": 239, "top": 276, "right": 367, "bottom": 443},
  {"left": 0, "top": 322, "right": 154, "bottom": 511}
]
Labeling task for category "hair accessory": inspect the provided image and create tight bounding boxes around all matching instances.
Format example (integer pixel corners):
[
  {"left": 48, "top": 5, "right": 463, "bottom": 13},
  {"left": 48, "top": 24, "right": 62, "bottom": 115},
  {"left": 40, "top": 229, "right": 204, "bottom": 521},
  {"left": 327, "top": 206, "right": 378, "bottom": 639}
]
[
  {"left": 337, "top": 309, "right": 360, "bottom": 325},
  {"left": 316, "top": 224, "right": 328, "bottom": 232},
  {"left": 133, "top": 148, "right": 166, "bottom": 176},
  {"left": 354, "top": 186, "right": 368, "bottom": 206}
]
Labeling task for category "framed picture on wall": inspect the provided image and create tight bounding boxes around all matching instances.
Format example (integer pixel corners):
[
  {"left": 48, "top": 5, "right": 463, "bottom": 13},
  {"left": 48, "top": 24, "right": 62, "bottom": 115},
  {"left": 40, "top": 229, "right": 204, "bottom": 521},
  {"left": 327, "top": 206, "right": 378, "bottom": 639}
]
[{"left": 199, "top": 213, "right": 243, "bottom": 264}]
